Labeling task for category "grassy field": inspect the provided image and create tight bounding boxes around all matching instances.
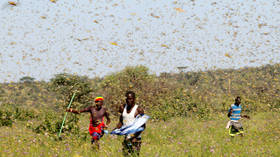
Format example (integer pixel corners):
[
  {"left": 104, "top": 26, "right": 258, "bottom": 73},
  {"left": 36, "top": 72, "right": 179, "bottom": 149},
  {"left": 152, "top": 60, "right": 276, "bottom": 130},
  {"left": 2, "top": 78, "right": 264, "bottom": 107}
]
[
  {"left": 0, "top": 65, "right": 279, "bottom": 156},
  {"left": 0, "top": 111, "right": 279, "bottom": 157}
]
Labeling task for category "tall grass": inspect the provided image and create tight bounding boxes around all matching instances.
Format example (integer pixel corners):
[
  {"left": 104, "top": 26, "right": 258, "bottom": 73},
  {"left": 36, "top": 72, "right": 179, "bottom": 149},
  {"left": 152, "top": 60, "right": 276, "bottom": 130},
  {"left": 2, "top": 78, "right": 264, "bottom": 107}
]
[{"left": 0, "top": 112, "right": 279, "bottom": 157}]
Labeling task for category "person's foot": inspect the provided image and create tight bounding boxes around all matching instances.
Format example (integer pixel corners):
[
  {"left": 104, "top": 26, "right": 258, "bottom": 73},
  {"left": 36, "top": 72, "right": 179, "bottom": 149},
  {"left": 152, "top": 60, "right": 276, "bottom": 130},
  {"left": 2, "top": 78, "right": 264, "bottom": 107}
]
[
  {"left": 91, "top": 144, "right": 99, "bottom": 150},
  {"left": 91, "top": 140, "right": 100, "bottom": 150}
]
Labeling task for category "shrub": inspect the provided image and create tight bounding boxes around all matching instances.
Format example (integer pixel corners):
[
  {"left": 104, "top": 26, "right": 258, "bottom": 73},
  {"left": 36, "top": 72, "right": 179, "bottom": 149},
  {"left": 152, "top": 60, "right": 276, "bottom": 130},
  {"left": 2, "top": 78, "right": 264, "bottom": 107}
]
[
  {"left": 0, "top": 109, "right": 13, "bottom": 127},
  {"left": 49, "top": 73, "right": 93, "bottom": 109},
  {"left": 33, "top": 111, "right": 80, "bottom": 136},
  {"left": 0, "top": 105, "right": 39, "bottom": 127}
]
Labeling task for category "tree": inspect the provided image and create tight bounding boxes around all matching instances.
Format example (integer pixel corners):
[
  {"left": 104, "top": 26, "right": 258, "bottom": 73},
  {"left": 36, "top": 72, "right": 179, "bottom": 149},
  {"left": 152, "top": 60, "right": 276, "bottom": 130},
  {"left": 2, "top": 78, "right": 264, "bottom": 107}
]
[
  {"left": 20, "top": 76, "right": 35, "bottom": 83},
  {"left": 49, "top": 73, "right": 92, "bottom": 108}
]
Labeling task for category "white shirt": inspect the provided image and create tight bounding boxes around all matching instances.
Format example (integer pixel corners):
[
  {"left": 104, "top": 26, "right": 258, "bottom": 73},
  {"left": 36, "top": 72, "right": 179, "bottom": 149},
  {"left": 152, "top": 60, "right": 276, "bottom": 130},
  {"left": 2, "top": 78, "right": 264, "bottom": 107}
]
[{"left": 122, "top": 104, "right": 138, "bottom": 126}]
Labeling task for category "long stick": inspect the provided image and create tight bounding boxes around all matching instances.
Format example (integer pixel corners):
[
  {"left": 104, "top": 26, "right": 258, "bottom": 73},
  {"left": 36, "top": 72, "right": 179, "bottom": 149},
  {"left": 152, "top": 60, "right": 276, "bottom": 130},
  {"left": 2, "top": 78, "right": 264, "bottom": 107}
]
[{"left": 58, "top": 93, "right": 76, "bottom": 138}]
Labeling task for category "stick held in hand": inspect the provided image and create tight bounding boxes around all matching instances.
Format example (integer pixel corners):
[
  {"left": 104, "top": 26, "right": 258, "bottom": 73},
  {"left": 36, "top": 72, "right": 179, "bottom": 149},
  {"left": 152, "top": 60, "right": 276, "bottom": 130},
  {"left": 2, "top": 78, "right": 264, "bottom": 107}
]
[{"left": 58, "top": 93, "right": 76, "bottom": 139}]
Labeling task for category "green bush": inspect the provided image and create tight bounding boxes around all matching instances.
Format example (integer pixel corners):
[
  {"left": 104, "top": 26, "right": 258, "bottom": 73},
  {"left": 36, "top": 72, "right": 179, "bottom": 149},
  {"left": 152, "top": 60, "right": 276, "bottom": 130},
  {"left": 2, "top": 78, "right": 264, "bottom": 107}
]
[
  {"left": 97, "top": 66, "right": 157, "bottom": 114},
  {"left": 0, "top": 105, "right": 39, "bottom": 127},
  {"left": 33, "top": 111, "right": 80, "bottom": 136},
  {"left": 0, "top": 109, "right": 13, "bottom": 127},
  {"left": 14, "top": 107, "right": 38, "bottom": 121},
  {"left": 150, "top": 88, "right": 210, "bottom": 120},
  {"left": 49, "top": 73, "right": 93, "bottom": 109}
]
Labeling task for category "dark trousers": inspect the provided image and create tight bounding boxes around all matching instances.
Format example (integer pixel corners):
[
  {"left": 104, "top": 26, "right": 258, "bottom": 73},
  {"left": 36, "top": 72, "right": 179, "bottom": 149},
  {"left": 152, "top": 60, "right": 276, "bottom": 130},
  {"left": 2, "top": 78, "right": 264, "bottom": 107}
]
[{"left": 122, "top": 137, "right": 141, "bottom": 157}]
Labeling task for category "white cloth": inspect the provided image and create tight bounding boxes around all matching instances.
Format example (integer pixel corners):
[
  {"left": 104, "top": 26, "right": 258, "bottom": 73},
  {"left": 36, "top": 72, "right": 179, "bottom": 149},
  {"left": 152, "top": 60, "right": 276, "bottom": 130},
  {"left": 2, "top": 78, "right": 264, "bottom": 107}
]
[{"left": 111, "top": 114, "right": 149, "bottom": 135}]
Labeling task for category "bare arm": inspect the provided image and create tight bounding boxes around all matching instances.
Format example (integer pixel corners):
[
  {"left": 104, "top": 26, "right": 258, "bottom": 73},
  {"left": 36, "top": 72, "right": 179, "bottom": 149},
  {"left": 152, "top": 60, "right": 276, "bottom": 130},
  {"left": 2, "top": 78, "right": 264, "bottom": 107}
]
[
  {"left": 104, "top": 108, "right": 111, "bottom": 126},
  {"left": 115, "top": 105, "right": 124, "bottom": 129},
  {"left": 241, "top": 115, "right": 250, "bottom": 119},
  {"left": 66, "top": 108, "right": 79, "bottom": 114},
  {"left": 134, "top": 106, "right": 146, "bottom": 134},
  {"left": 137, "top": 106, "right": 144, "bottom": 115},
  {"left": 66, "top": 107, "right": 91, "bottom": 114},
  {"left": 116, "top": 116, "right": 123, "bottom": 129},
  {"left": 227, "top": 108, "right": 233, "bottom": 117}
]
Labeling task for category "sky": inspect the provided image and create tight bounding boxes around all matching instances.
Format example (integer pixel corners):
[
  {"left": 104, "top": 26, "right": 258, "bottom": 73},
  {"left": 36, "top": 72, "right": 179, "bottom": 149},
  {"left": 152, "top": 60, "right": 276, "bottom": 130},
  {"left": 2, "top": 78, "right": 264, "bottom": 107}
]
[{"left": 0, "top": 0, "right": 279, "bottom": 82}]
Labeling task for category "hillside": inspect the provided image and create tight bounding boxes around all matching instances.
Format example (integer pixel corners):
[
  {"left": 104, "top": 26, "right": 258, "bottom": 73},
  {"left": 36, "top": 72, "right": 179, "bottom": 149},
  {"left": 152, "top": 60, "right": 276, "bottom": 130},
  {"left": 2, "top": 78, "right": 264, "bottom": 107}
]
[{"left": 0, "top": 64, "right": 279, "bottom": 119}]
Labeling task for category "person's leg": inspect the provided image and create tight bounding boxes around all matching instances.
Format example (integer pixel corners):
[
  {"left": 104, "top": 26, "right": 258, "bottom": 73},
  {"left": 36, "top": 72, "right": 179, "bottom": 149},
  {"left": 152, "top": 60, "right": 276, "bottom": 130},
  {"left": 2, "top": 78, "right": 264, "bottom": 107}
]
[
  {"left": 132, "top": 140, "right": 141, "bottom": 156},
  {"left": 122, "top": 139, "right": 133, "bottom": 156},
  {"left": 95, "top": 140, "right": 100, "bottom": 149},
  {"left": 91, "top": 132, "right": 101, "bottom": 150},
  {"left": 232, "top": 121, "right": 244, "bottom": 137},
  {"left": 229, "top": 126, "right": 236, "bottom": 137},
  {"left": 127, "top": 136, "right": 141, "bottom": 156},
  {"left": 91, "top": 139, "right": 100, "bottom": 150},
  {"left": 239, "top": 127, "right": 244, "bottom": 137}
]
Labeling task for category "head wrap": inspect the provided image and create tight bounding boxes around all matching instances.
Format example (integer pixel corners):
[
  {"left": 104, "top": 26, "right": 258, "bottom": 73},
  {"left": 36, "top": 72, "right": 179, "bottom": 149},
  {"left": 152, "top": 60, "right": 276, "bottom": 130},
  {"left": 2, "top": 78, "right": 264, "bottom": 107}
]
[{"left": 95, "top": 96, "right": 104, "bottom": 102}]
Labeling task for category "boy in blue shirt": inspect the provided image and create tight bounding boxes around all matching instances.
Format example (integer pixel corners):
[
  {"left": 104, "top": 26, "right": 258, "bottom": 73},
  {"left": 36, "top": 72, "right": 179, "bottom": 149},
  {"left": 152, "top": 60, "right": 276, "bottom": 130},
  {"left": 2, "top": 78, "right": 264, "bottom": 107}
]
[{"left": 227, "top": 96, "right": 250, "bottom": 137}]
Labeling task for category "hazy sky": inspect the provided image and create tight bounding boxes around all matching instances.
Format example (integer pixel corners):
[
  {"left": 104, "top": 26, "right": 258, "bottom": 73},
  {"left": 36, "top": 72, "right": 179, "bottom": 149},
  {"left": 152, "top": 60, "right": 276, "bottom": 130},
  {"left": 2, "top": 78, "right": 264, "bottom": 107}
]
[{"left": 0, "top": 0, "right": 279, "bottom": 82}]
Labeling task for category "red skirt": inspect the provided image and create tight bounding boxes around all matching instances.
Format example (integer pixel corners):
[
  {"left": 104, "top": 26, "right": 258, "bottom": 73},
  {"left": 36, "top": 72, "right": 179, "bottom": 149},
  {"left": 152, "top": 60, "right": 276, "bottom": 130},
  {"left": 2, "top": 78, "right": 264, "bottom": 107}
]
[{"left": 89, "top": 121, "right": 105, "bottom": 140}]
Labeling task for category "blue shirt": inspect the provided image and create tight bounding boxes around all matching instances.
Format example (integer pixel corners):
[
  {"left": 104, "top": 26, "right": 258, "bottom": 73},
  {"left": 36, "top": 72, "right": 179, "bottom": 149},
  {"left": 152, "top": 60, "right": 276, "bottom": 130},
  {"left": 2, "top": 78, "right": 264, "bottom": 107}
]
[{"left": 229, "top": 104, "right": 242, "bottom": 121}]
